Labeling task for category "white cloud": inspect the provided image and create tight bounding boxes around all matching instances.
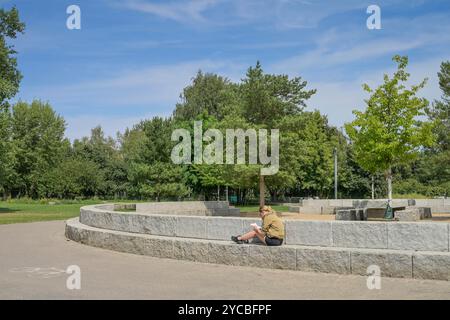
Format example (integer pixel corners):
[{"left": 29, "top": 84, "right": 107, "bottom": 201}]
[
  {"left": 272, "top": 12, "right": 450, "bottom": 74},
  {"left": 20, "top": 59, "right": 244, "bottom": 109},
  {"left": 117, "top": 0, "right": 220, "bottom": 24},
  {"left": 116, "top": 0, "right": 404, "bottom": 29},
  {"left": 17, "top": 59, "right": 246, "bottom": 140}
]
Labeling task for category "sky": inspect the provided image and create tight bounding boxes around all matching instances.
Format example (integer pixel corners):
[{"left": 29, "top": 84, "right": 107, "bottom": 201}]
[{"left": 2, "top": 0, "right": 450, "bottom": 140}]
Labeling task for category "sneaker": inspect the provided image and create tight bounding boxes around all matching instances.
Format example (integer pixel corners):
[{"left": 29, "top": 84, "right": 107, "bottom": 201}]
[{"left": 231, "top": 235, "right": 248, "bottom": 244}]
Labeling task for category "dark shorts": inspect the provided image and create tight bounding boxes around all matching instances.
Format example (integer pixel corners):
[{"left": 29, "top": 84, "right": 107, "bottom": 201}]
[{"left": 264, "top": 236, "right": 283, "bottom": 246}]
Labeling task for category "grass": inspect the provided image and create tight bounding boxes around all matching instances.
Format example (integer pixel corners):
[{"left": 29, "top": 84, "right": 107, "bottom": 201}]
[
  {"left": 0, "top": 199, "right": 291, "bottom": 225},
  {"left": 0, "top": 201, "right": 86, "bottom": 225}
]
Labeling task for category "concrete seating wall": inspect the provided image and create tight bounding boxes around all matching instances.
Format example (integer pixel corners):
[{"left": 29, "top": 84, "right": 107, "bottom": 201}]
[
  {"left": 64, "top": 204, "right": 450, "bottom": 281},
  {"left": 134, "top": 201, "right": 239, "bottom": 216},
  {"left": 67, "top": 211, "right": 450, "bottom": 280},
  {"left": 80, "top": 205, "right": 450, "bottom": 252},
  {"left": 288, "top": 198, "right": 450, "bottom": 214}
]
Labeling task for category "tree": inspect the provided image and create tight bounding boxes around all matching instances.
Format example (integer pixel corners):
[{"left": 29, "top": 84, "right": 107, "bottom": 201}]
[
  {"left": 240, "top": 62, "right": 316, "bottom": 206},
  {"left": 0, "top": 7, "right": 24, "bottom": 198},
  {"left": 122, "top": 117, "right": 189, "bottom": 200},
  {"left": 240, "top": 61, "right": 316, "bottom": 127},
  {"left": 44, "top": 158, "right": 104, "bottom": 198},
  {"left": 0, "top": 6, "right": 25, "bottom": 107},
  {"left": 345, "top": 55, "right": 435, "bottom": 208},
  {"left": 73, "top": 126, "right": 127, "bottom": 197},
  {"left": 10, "top": 100, "right": 68, "bottom": 198},
  {"left": 173, "top": 71, "right": 240, "bottom": 121},
  {"left": 426, "top": 61, "right": 450, "bottom": 152}
]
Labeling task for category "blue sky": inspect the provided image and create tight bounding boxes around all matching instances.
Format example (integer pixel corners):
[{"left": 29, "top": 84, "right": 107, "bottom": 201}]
[{"left": 2, "top": 0, "right": 450, "bottom": 140}]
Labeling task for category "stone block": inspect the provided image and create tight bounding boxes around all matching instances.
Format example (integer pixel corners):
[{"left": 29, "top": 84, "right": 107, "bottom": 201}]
[
  {"left": 387, "top": 223, "right": 448, "bottom": 251},
  {"left": 117, "top": 213, "right": 147, "bottom": 233},
  {"left": 143, "top": 237, "right": 174, "bottom": 259},
  {"left": 351, "top": 249, "right": 413, "bottom": 278},
  {"left": 173, "top": 238, "right": 209, "bottom": 263},
  {"left": 413, "top": 252, "right": 450, "bottom": 281},
  {"left": 395, "top": 210, "right": 422, "bottom": 222},
  {"left": 355, "top": 209, "right": 366, "bottom": 221},
  {"left": 296, "top": 246, "right": 351, "bottom": 274},
  {"left": 335, "top": 210, "right": 356, "bottom": 221},
  {"left": 332, "top": 221, "right": 388, "bottom": 249},
  {"left": 353, "top": 200, "right": 386, "bottom": 209},
  {"left": 206, "top": 217, "right": 243, "bottom": 240},
  {"left": 299, "top": 206, "right": 324, "bottom": 214},
  {"left": 176, "top": 216, "right": 207, "bottom": 239},
  {"left": 248, "top": 245, "right": 296, "bottom": 270},
  {"left": 285, "top": 220, "right": 332, "bottom": 246},
  {"left": 365, "top": 208, "right": 386, "bottom": 219},
  {"left": 208, "top": 241, "right": 250, "bottom": 266},
  {"left": 140, "top": 214, "right": 177, "bottom": 237}
]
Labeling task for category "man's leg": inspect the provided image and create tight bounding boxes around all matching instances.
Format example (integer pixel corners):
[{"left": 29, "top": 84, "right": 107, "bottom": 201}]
[
  {"left": 253, "top": 228, "right": 267, "bottom": 244},
  {"left": 238, "top": 230, "right": 257, "bottom": 241}
]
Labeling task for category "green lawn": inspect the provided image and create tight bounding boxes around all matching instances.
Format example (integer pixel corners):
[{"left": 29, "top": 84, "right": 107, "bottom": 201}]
[
  {"left": 0, "top": 199, "right": 104, "bottom": 225},
  {"left": 0, "top": 200, "right": 290, "bottom": 225}
]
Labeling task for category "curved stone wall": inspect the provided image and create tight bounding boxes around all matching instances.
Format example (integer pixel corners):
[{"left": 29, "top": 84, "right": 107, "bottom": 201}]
[
  {"left": 65, "top": 204, "right": 450, "bottom": 281},
  {"left": 66, "top": 217, "right": 450, "bottom": 281},
  {"left": 80, "top": 205, "right": 450, "bottom": 252}
]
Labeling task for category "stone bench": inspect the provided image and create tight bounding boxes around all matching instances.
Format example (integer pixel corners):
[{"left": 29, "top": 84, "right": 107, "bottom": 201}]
[
  {"left": 67, "top": 205, "right": 450, "bottom": 281},
  {"left": 395, "top": 207, "right": 432, "bottom": 221},
  {"left": 134, "top": 201, "right": 239, "bottom": 216},
  {"left": 66, "top": 218, "right": 450, "bottom": 281}
]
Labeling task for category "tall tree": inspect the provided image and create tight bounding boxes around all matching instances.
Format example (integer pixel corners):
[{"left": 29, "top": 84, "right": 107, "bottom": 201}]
[
  {"left": 10, "top": 100, "right": 68, "bottom": 198},
  {"left": 240, "top": 62, "right": 316, "bottom": 206},
  {"left": 0, "top": 6, "right": 25, "bottom": 107},
  {"left": 173, "top": 71, "right": 240, "bottom": 121},
  {"left": 0, "top": 6, "right": 24, "bottom": 198},
  {"left": 427, "top": 61, "right": 450, "bottom": 152},
  {"left": 345, "top": 55, "right": 434, "bottom": 209}
]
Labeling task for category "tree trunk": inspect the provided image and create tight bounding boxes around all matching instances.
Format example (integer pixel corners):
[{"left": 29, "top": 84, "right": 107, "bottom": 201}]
[
  {"left": 371, "top": 176, "right": 375, "bottom": 199},
  {"left": 259, "top": 174, "right": 265, "bottom": 208},
  {"left": 386, "top": 167, "right": 392, "bottom": 206}
]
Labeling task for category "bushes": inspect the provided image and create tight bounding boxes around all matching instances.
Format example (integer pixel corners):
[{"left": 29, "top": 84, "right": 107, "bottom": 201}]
[{"left": 393, "top": 178, "right": 449, "bottom": 198}]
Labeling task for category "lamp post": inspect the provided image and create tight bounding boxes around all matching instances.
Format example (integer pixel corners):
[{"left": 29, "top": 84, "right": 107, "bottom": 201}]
[{"left": 334, "top": 147, "right": 338, "bottom": 199}]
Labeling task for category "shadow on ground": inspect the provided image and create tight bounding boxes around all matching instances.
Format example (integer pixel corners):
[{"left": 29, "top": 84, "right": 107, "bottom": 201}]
[{"left": 0, "top": 208, "right": 19, "bottom": 214}]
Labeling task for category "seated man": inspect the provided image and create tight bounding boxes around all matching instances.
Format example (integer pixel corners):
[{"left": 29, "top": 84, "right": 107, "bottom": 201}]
[{"left": 231, "top": 206, "right": 284, "bottom": 246}]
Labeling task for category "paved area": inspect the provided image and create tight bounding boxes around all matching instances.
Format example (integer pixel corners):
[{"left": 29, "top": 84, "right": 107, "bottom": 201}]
[{"left": 0, "top": 220, "right": 449, "bottom": 299}]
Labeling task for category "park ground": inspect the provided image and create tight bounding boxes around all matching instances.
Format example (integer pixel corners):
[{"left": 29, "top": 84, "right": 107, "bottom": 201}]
[
  {"left": 1, "top": 220, "right": 450, "bottom": 299},
  {"left": 0, "top": 200, "right": 289, "bottom": 225},
  {"left": 1, "top": 200, "right": 450, "bottom": 225}
]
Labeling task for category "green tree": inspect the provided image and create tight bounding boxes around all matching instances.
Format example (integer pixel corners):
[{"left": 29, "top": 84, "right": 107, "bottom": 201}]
[
  {"left": 73, "top": 126, "right": 127, "bottom": 197},
  {"left": 0, "top": 6, "right": 25, "bottom": 107},
  {"left": 173, "top": 71, "right": 240, "bottom": 121},
  {"left": 10, "top": 100, "right": 68, "bottom": 198},
  {"left": 240, "top": 61, "right": 316, "bottom": 127},
  {"left": 122, "top": 117, "right": 189, "bottom": 200},
  {"left": 240, "top": 62, "right": 316, "bottom": 206},
  {"left": 345, "top": 55, "right": 435, "bottom": 207},
  {"left": 0, "top": 6, "right": 24, "bottom": 198},
  {"left": 44, "top": 158, "right": 104, "bottom": 198},
  {"left": 426, "top": 61, "right": 450, "bottom": 152}
]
